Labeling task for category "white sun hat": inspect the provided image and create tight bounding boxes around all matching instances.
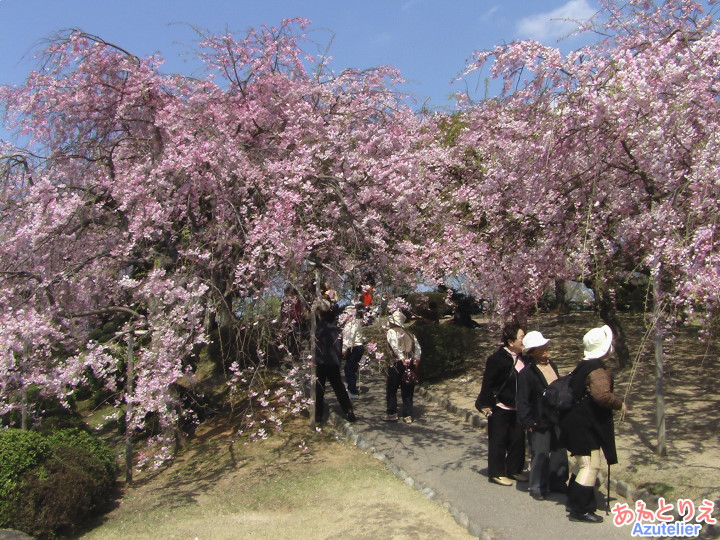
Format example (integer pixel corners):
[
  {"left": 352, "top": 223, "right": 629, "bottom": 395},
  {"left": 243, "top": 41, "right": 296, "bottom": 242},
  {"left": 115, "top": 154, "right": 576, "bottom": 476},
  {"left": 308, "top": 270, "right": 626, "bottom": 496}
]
[
  {"left": 389, "top": 311, "right": 406, "bottom": 327},
  {"left": 583, "top": 325, "right": 614, "bottom": 360},
  {"left": 522, "top": 330, "right": 550, "bottom": 354}
]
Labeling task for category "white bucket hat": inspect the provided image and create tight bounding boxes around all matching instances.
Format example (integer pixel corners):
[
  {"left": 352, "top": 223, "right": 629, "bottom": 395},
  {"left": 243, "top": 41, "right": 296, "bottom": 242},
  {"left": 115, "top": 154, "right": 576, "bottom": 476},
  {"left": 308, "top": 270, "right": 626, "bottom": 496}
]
[
  {"left": 389, "top": 311, "right": 406, "bottom": 327},
  {"left": 583, "top": 325, "right": 613, "bottom": 360},
  {"left": 522, "top": 330, "right": 549, "bottom": 354}
]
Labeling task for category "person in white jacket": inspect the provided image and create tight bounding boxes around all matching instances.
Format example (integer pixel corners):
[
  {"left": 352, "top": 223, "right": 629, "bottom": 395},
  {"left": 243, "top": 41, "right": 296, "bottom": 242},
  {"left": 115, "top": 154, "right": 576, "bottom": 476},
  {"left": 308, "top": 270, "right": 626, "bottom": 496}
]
[
  {"left": 342, "top": 303, "right": 365, "bottom": 399},
  {"left": 385, "top": 310, "right": 421, "bottom": 423}
]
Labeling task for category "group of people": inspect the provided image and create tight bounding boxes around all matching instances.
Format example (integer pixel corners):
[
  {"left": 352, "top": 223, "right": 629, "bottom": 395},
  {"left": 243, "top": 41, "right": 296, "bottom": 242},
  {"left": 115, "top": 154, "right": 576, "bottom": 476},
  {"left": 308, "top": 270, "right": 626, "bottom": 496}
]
[
  {"left": 477, "top": 320, "right": 627, "bottom": 524},
  {"left": 307, "top": 286, "right": 626, "bottom": 524},
  {"left": 312, "top": 295, "right": 422, "bottom": 426}
]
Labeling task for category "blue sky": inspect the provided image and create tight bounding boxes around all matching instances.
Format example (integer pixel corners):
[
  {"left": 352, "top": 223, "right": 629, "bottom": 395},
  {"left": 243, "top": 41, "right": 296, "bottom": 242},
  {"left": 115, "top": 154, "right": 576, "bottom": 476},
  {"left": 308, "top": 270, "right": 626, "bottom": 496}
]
[{"left": 0, "top": 0, "right": 597, "bottom": 141}]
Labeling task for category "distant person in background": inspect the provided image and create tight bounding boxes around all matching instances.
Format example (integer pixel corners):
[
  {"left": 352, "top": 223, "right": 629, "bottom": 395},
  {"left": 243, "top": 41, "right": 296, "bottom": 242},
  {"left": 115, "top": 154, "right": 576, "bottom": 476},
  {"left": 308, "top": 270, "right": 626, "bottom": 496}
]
[
  {"left": 322, "top": 282, "right": 339, "bottom": 311},
  {"left": 314, "top": 301, "right": 356, "bottom": 424},
  {"left": 385, "top": 310, "right": 421, "bottom": 423},
  {"left": 517, "top": 331, "right": 568, "bottom": 500},
  {"left": 361, "top": 284, "right": 374, "bottom": 309},
  {"left": 342, "top": 303, "right": 365, "bottom": 400},
  {"left": 379, "top": 292, "right": 389, "bottom": 317},
  {"left": 476, "top": 320, "right": 527, "bottom": 486},
  {"left": 561, "top": 325, "right": 627, "bottom": 524}
]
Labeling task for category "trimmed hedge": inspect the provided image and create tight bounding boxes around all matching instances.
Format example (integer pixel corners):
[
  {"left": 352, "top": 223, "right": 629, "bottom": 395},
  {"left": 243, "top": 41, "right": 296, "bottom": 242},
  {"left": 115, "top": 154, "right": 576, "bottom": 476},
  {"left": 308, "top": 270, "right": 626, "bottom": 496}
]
[
  {"left": 412, "top": 321, "right": 478, "bottom": 381},
  {"left": 0, "top": 428, "right": 118, "bottom": 538}
]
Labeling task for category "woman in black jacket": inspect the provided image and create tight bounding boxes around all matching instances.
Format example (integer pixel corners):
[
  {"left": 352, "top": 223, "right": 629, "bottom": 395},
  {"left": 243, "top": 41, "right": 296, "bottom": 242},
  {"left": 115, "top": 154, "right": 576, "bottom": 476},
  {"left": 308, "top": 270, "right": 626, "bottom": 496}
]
[
  {"left": 517, "top": 331, "right": 569, "bottom": 500},
  {"left": 560, "top": 325, "right": 627, "bottom": 524},
  {"left": 477, "top": 321, "right": 527, "bottom": 486}
]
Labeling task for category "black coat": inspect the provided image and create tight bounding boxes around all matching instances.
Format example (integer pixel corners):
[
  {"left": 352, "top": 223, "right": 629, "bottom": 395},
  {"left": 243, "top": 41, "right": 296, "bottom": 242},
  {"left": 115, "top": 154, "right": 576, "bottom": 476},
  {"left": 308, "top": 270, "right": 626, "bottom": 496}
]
[
  {"left": 559, "top": 359, "right": 619, "bottom": 464},
  {"left": 315, "top": 320, "right": 343, "bottom": 367},
  {"left": 478, "top": 346, "right": 521, "bottom": 409},
  {"left": 517, "top": 359, "right": 560, "bottom": 431}
]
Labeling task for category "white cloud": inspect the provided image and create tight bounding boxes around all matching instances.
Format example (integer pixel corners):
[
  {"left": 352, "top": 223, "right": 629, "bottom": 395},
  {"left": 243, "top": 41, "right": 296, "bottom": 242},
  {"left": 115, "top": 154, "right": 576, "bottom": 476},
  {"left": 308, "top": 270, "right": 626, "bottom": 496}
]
[
  {"left": 516, "top": 0, "right": 595, "bottom": 43},
  {"left": 481, "top": 6, "right": 501, "bottom": 22}
]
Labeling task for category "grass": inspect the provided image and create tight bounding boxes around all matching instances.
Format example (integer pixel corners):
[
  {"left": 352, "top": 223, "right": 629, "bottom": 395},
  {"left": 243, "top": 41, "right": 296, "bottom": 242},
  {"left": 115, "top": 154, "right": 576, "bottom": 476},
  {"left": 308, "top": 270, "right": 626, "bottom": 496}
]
[{"left": 74, "top": 416, "right": 473, "bottom": 539}]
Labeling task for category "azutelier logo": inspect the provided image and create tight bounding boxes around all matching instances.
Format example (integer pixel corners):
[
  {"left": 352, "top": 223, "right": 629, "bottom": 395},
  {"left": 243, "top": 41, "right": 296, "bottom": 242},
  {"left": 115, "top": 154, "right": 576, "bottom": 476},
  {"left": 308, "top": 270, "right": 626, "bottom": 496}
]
[{"left": 611, "top": 498, "right": 716, "bottom": 537}]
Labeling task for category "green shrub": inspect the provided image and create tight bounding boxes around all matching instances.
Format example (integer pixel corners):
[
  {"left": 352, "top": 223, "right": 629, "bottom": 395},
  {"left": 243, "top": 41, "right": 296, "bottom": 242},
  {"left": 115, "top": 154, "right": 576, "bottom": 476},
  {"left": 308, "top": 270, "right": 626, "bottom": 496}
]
[
  {"left": 0, "top": 428, "right": 117, "bottom": 538},
  {"left": 45, "top": 429, "right": 118, "bottom": 479},
  {"left": 0, "top": 429, "right": 51, "bottom": 510},
  {"left": 412, "top": 322, "right": 478, "bottom": 381}
]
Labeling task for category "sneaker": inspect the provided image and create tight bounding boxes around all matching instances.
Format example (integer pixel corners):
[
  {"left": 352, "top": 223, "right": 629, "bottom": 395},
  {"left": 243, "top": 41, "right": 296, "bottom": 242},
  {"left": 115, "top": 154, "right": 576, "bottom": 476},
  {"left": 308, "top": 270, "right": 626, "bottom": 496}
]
[
  {"left": 384, "top": 413, "right": 398, "bottom": 422},
  {"left": 529, "top": 491, "right": 545, "bottom": 501},
  {"left": 569, "top": 512, "right": 604, "bottom": 523},
  {"left": 348, "top": 392, "right": 359, "bottom": 400},
  {"left": 401, "top": 416, "right": 413, "bottom": 424}
]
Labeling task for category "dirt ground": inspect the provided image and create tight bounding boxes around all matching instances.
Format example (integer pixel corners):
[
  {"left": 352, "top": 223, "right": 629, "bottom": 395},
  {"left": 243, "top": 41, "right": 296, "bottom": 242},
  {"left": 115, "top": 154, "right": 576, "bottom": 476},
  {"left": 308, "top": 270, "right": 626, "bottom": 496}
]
[{"left": 429, "top": 311, "right": 720, "bottom": 507}]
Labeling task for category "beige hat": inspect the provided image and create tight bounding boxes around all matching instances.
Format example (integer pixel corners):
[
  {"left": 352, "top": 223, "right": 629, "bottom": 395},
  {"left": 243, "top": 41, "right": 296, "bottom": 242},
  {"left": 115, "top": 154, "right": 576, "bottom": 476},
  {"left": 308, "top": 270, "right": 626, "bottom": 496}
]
[
  {"left": 389, "top": 311, "right": 406, "bottom": 327},
  {"left": 583, "top": 325, "right": 613, "bottom": 360},
  {"left": 314, "top": 299, "right": 332, "bottom": 313},
  {"left": 522, "top": 331, "right": 549, "bottom": 354}
]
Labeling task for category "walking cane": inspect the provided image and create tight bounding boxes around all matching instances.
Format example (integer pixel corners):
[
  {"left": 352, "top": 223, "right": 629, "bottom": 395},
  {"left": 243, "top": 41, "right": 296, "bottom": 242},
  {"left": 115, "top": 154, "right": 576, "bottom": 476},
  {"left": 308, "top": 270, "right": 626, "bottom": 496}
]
[{"left": 606, "top": 463, "right": 611, "bottom": 515}]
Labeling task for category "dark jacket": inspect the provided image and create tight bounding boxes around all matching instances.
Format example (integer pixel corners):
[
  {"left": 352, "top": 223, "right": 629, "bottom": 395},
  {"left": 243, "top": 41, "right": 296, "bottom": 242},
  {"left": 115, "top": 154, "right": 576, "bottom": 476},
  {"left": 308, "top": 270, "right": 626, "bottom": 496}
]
[
  {"left": 560, "top": 358, "right": 622, "bottom": 464},
  {"left": 478, "top": 346, "right": 521, "bottom": 409},
  {"left": 315, "top": 320, "right": 343, "bottom": 367},
  {"left": 517, "top": 358, "right": 560, "bottom": 431}
]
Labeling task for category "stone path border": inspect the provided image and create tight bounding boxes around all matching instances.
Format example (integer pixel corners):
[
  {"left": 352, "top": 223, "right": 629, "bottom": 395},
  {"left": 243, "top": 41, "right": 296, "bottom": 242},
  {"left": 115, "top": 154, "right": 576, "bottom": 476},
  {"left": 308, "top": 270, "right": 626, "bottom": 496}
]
[{"left": 325, "top": 407, "right": 493, "bottom": 540}]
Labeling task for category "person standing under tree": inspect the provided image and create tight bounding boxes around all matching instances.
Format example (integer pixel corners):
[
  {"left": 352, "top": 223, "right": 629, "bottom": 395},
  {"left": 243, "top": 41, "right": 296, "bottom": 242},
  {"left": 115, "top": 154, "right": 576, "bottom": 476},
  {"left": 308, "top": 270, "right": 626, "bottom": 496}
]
[
  {"left": 385, "top": 310, "right": 421, "bottom": 423},
  {"left": 476, "top": 320, "right": 528, "bottom": 486},
  {"left": 314, "top": 301, "right": 356, "bottom": 424},
  {"left": 561, "top": 325, "right": 627, "bottom": 524},
  {"left": 342, "top": 303, "right": 365, "bottom": 400},
  {"left": 517, "top": 330, "right": 569, "bottom": 500}
]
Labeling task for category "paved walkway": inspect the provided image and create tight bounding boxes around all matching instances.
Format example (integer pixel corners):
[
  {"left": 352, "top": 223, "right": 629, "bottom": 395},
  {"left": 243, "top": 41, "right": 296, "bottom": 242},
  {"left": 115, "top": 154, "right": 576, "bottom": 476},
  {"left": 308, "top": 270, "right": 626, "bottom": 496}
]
[{"left": 324, "top": 368, "right": 633, "bottom": 540}]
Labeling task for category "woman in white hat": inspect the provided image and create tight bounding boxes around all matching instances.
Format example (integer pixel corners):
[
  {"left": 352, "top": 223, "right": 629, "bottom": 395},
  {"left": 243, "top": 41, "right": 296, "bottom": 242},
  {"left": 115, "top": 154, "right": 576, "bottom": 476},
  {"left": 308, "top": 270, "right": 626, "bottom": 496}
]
[
  {"left": 517, "top": 331, "right": 569, "bottom": 500},
  {"left": 385, "top": 310, "right": 422, "bottom": 423},
  {"left": 560, "top": 325, "right": 627, "bottom": 524}
]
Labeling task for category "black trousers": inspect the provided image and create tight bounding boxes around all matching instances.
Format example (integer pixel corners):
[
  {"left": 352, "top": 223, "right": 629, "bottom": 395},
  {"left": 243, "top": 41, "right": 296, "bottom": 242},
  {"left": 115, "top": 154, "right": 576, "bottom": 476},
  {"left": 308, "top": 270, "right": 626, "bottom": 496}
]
[
  {"left": 567, "top": 476, "right": 597, "bottom": 514},
  {"left": 528, "top": 425, "right": 569, "bottom": 495},
  {"left": 315, "top": 364, "right": 353, "bottom": 421},
  {"left": 343, "top": 345, "right": 365, "bottom": 395},
  {"left": 486, "top": 406, "right": 525, "bottom": 478},
  {"left": 386, "top": 361, "right": 414, "bottom": 417}
]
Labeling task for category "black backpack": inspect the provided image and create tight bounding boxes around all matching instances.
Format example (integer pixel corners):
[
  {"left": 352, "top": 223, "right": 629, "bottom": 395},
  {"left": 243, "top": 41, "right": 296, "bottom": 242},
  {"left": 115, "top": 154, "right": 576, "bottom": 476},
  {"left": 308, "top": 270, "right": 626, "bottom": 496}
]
[{"left": 542, "top": 370, "right": 577, "bottom": 414}]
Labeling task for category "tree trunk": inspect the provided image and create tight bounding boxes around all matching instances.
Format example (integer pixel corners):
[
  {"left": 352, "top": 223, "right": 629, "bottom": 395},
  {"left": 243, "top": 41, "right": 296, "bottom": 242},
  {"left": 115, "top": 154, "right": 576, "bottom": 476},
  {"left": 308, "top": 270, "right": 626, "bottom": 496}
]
[
  {"left": 594, "top": 279, "right": 630, "bottom": 369},
  {"left": 20, "top": 343, "right": 29, "bottom": 430},
  {"left": 653, "top": 274, "right": 668, "bottom": 457},
  {"left": 309, "top": 266, "right": 321, "bottom": 429},
  {"left": 125, "top": 333, "right": 135, "bottom": 484},
  {"left": 555, "top": 279, "right": 570, "bottom": 315},
  {"left": 20, "top": 385, "right": 28, "bottom": 431}
]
